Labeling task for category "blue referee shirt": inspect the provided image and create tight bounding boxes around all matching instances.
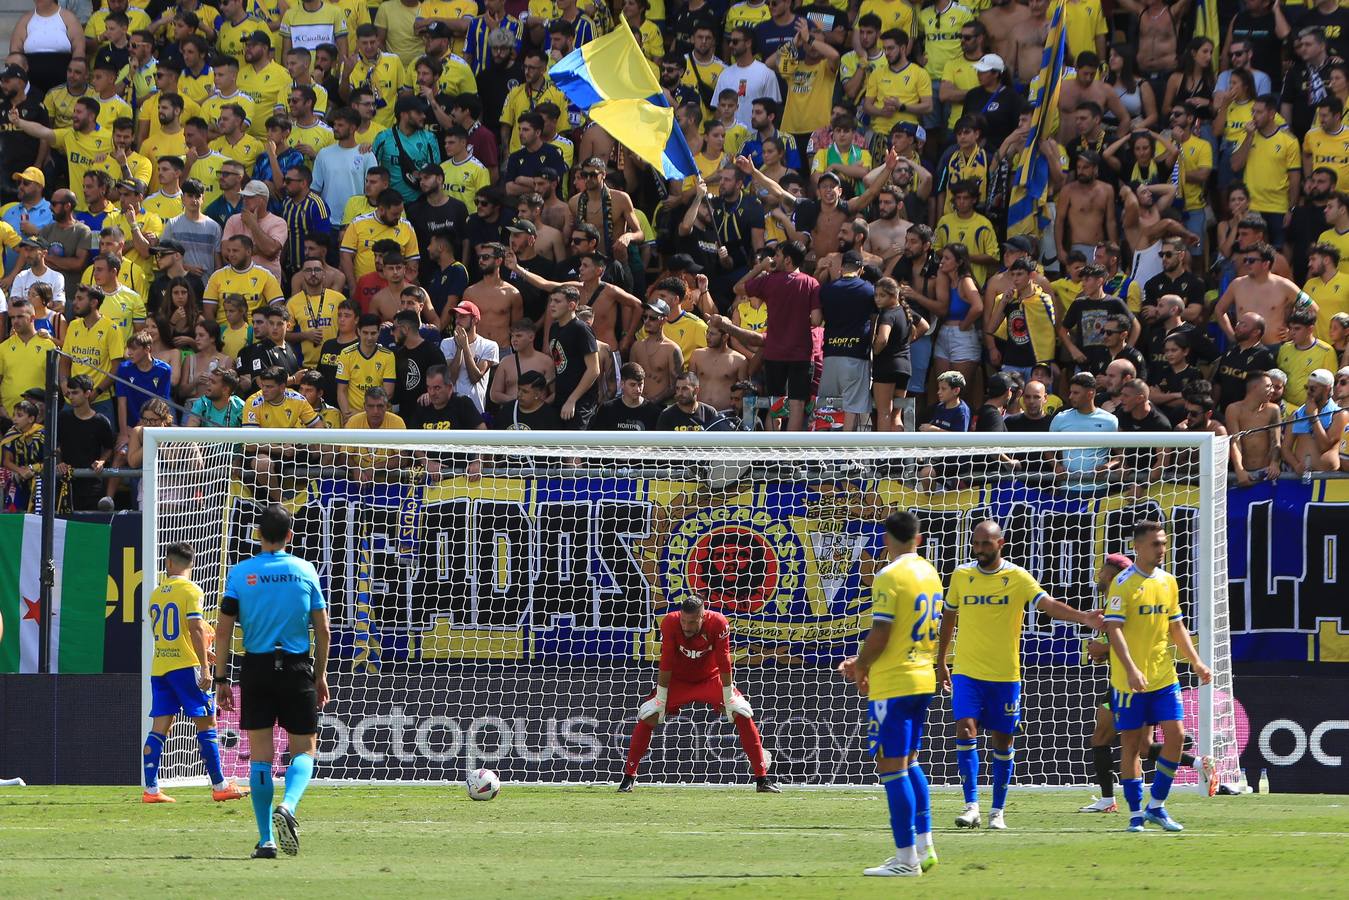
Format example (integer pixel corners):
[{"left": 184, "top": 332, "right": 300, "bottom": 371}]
[{"left": 223, "top": 550, "right": 326, "bottom": 654}]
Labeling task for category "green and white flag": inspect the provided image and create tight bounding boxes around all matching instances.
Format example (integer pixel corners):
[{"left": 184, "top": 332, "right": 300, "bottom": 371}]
[{"left": 0, "top": 515, "right": 111, "bottom": 673}]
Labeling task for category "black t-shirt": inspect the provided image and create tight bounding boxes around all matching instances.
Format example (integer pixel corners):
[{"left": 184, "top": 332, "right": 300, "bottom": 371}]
[
  {"left": 394, "top": 339, "right": 448, "bottom": 425},
  {"left": 590, "top": 397, "right": 662, "bottom": 431},
  {"left": 509, "top": 253, "right": 559, "bottom": 323},
  {"left": 237, "top": 340, "right": 300, "bottom": 380},
  {"left": 57, "top": 408, "right": 114, "bottom": 468},
  {"left": 317, "top": 336, "right": 358, "bottom": 405},
  {"left": 1117, "top": 403, "right": 1174, "bottom": 433},
  {"left": 0, "top": 91, "right": 49, "bottom": 186},
  {"left": 1063, "top": 295, "right": 1132, "bottom": 373},
  {"left": 873, "top": 304, "right": 913, "bottom": 376},
  {"left": 820, "top": 276, "right": 875, "bottom": 360},
  {"left": 1295, "top": 7, "right": 1349, "bottom": 59},
  {"left": 1155, "top": 365, "right": 1205, "bottom": 425},
  {"left": 1005, "top": 411, "right": 1053, "bottom": 432},
  {"left": 1281, "top": 59, "right": 1338, "bottom": 136},
  {"left": 1113, "top": 345, "right": 1149, "bottom": 383},
  {"left": 960, "top": 85, "right": 1024, "bottom": 150},
  {"left": 478, "top": 63, "right": 524, "bottom": 132},
  {"left": 147, "top": 271, "right": 206, "bottom": 322},
  {"left": 420, "top": 394, "right": 484, "bottom": 429},
  {"left": 494, "top": 399, "right": 563, "bottom": 430},
  {"left": 1142, "top": 271, "right": 1207, "bottom": 313},
  {"left": 709, "top": 193, "right": 766, "bottom": 270},
  {"left": 549, "top": 316, "right": 599, "bottom": 410},
  {"left": 423, "top": 261, "right": 470, "bottom": 318},
  {"left": 1214, "top": 343, "right": 1277, "bottom": 409},
  {"left": 464, "top": 214, "right": 513, "bottom": 278},
  {"left": 505, "top": 144, "right": 568, "bottom": 184},
  {"left": 1230, "top": 11, "right": 1283, "bottom": 89},
  {"left": 974, "top": 402, "right": 1007, "bottom": 432},
  {"left": 1286, "top": 201, "right": 1328, "bottom": 283},
  {"left": 406, "top": 195, "right": 468, "bottom": 258},
  {"left": 668, "top": 5, "right": 721, "bottom": 55},
  {"left": 657, "top": 401, "right": 720, "bottom": 431}
]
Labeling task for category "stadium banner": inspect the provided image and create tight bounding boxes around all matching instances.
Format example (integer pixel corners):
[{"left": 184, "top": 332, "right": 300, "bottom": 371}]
[{"left": 1234, "top": 673, "right": 1349, "bottom": 794}]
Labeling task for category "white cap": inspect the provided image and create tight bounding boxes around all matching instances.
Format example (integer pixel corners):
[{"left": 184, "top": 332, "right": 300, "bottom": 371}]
[
  {"left": 1308, "top": 368, "right": 1334, "bottom": 388},
  {"left": 241, "top": 179, "right": 270, "bottom": 198},
  {"left": 973, "top": 53, "right": 1006, "bottom": 73}
]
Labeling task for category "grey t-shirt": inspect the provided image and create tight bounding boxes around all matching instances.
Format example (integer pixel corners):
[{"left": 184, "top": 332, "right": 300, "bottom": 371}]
[
  {"left": 161, "top": 214, "right": 223, "bottom": 275},
  {"left": 39, "top": 220, "right": 94, "bottom": 296}
]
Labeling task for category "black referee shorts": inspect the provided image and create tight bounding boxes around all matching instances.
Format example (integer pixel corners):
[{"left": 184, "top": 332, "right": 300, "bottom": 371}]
[{"left": 239, "top": 652, "right": 319, "bottom": 735}]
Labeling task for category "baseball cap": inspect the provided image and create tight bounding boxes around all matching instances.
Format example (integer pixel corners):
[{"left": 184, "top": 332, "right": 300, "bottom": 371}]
[
  {"left": 505, "top": 219, "right": 537, "bottom": 235},
  {"left": 245, "top": 30, "right": 271, "bottom": 47},
  {"left": 241, "top": 179, "right": 270, "bottom": 198},
  {"left": 644, "top": 298, "right": 671, "bottom": 318},
  {"left": 417, "top": 162, "right": 444, "bottom": 177},
  {"left": 153, "top": 240, "right": 186, "bottom": 255},
  {"left": 841, "top": 250, "right": 864, "bottom": 270},
  {"left": 537, "top": 166, "right": 561, "bottom": 182},
  {"left": 0, "top": 63, "right": 28, "bottom": 81},
  {"left": 452, "top": 300, "right": 482, "bottom": 320},
  {"left": 973, "top": 53, "right": 1006, "bottom": 73},
  {"left": 19, "top": 236, "right": 48, "bottom": 250},
  {"left": 817, "top": 171, "right": 842, "bottom": 186},
  {"left": 22, "top": 387, "right": 45, "bottom": 402},
  {"left": 894, "top": 122, "right": 918, "bottom": 136},
  {"left": 666, "top": 252, "right": 703, "bottom": 274},
  {"left": 1308, "top": 368, "right": 1335, "bottom": 388},
  {"left": 422, "top": 20, "right": 452, "bottom": 39},
  {"left": 1005, "top": 235, "right": 1035, "bottom": 255},
  {"left": 12, "top": 166, "right": 44, "bottom": 187},
  {"left": 117, "top": 178, "right": 147, "bottom": 195}
]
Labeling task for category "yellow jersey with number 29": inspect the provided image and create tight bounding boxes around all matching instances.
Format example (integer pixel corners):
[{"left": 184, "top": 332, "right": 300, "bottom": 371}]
[{"left": 867, "top": 552, "right": 944, "bottom": 701}]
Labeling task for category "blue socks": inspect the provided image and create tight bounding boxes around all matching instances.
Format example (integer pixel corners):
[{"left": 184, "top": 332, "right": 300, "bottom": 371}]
[
  {"left": 142, "top": 732, "right": 166, "bottom": 790},
  {"left": 196, "top": 728, "right": 225, "bottom": 787},
  {"left": 956, "top": 739, "right": 979, "bottom": 804},
  {"left": 282, "top": 753, "right": 315, "bottom": 814},
  {"left": 1148, "top": 757, "right": 1178, "bottom": 810},
  {"left": 991, "top": 748, "right": 1015, "bottom": 810},
  {"left": 881, "top": 769, "right": 916, "bottom": 850},
  {"left": 250, "top": 761, "right": 275, "bottom": 845},
  {"left": 907, "top": 763, "right": 931, "bottom": 837},
  {"left": 1122, "top": 776, "right": 1145, "bottom": 827}
]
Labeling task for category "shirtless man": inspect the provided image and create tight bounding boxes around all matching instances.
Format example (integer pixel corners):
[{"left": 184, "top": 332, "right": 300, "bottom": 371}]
[
  {"left": 576, "top": 305, "right": 617, "bottom": 403},
  {"left": 1213, "top": 242, "right": 1315, "bottom": 344},
  {"left": 568, "top": 157, "right": 644, "bottom": 263},
  {"left": 629, "top": 299, "right": 684, "bottom": 404},
  {"left": 1057, "top": 55, "right": 1132, "bottom": 142},
  {"left": 864, "top": 186, "right": 911, "bottom": 267},
  {"left": 1232, "top": 215, "right": 1294, "bottom": 278},
  {"left": 1007, "top": 0, "right": 1051, "bottom": 88},
  {"left": 517, "top": 193, "right": 567, "bottom": 262},
  {"left": 1121, "top": 183, "right": 1191, "bottom": 258},
  {"left": 369, "top": 251, "right": 413, "bottom": 323},
  {"left": 464, "top": 242, "right": 525, "bottom": 351},
  {"left": 1124, "top": 0, "right": 1184, "bottom": 78},
  {"left": 688, "top": 321, "right": 749, "bottom": 412},
  {"left": 506, "top": 250, "right": 644, "bottom": 354},
  {"left": 815, "top": 219, "right": 884, "bottom": 282},
  {"left": 1227, "top": 370, "right": 1283, "bottom": 484},
  {"left": 1055, "top": 152, "right": 1117, "bottom": 267},
  {"left": 489, "top": 318, "right": 555, "bottom": 406},
  {"left": 982, "top": 0, "right": 1034, "bottom": 77},
  {"left": 1281, "top": 368, "right": 1349, "bottom": 474},
  {"left": 533, "top": 169, "right": 574, "bottom": 237}
]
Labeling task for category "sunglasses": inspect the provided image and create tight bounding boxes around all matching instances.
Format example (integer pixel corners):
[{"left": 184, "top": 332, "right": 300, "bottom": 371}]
[
  {"left": 1242, "top": 255, "right": 1262, "bottom": 264},
  {"left": 1103, "top": 328, "right": 1125, "bottom": 335},
  {"left": 1160, "top": 250, "right": 1179, "bottom": 257},
  {"left": 569, "top": 236, "right": 589, "bottom": 244}
]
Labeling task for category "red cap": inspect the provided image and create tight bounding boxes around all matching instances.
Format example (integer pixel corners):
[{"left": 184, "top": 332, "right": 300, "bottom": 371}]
[
  {"left": 1104, "top": 553, "right": 1133, "bottom": 572},
  {"left": 453, "top": 300, "right": 481, "bottom": 321}
]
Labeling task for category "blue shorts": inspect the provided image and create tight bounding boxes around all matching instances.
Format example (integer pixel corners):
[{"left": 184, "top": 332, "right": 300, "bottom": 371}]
[
  {"left": 1112, "top": 682, "right": 1183, "bottom": 732},
  {"left": 951, "top": 674, "right": 1021, "bottom": 735},
  {"left": 867, "top": 694, "right": 932, "bottom": 759},
  {"left": 150, "top": 666, "right": 213, "bottom": 718}
]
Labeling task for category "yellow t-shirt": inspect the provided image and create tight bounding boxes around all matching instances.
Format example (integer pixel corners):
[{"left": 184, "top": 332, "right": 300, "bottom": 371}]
[
  {"left": 1305, "top": 126, "right": 1349, "bottom": 193},
  {"left": 63, "top": 314, "right": 127, "bottom": 402},
  {"left": 345, "top": 410, "right": 409, "bottom": 466},
  {"left": 1277, "top": 338, "right": 1340, "bottom": 406},
  {"left": 141, "top": 129, "right": 189, "bottom": 191},
  {"left": 216, "top": 14, "right": 264, "bottom": 61},
  {"left": 1104, "top": 564, "right": 1182, "bottom": 695},
  {"left": 242, "top": 388, "right": 322, "bottom": 427},
  {"left": 149, "top": 576, "right": 205, "bottom": 677},
  {"left": 941, "top": 146, "right": 992, "bottom": 206},
  {"left": 336, "top": 344, "right": 397, "bottom": 411},
  {"left": 100, "top": 209, "right": 164, "bottom": 277},
  {"left": 943, "top": 560, "right": 1048, "bottom": 683},
  {"left": 221, "top": 321, "right": 251, "bottom": 359},
  {"left": 933, "top": 211, "right": 1000, "bottom": 285},
  {"left": 204, "top": 263, "right": 286, "bottom": 324},
  {"left": 1319, "top": 226, "right": 1349, "bottom": 275},
  {"left": 94, "top": 94, "right": 133, "bottom": 131},
  {"left": 502, "top": 81, "right": 571, "bottom": 153},
  {"left": 724, "top": 0, "right": 771, "bottom": 33},
  {"left": 144, "top": 191, "right": 184, "bottom": 221},
  {"left": 239, "top": 61, "right": 293, "bottom": 138},
  {"left": 137, "top": 94, "right": 202, "bottom": 139},
  {"left": 1178, "top": 134, "right": 1213, "bottom": 212},
  {"left": 287, "top": 289, "right": 344, "bottom": 367},
  {"left": 180, "top": 67, "right": 215, "bottom": 104},
  {"left": 940, "top": 56, "right": 981, "bottom": 128},
  {"left": 280, "top": 3, "right": 349, "bottom": 50},
  {"left": 867, "top": 552, "right": 944, "bottom": 701},
  {"left": 734, "top": 297, "right": 768, "bottom": 335},
  {"left": 340, "top": 212, "right": 421, "bottom": 281},
  {"left": 682, "top": 56, "right": 725, "bottom": 117},
  {"left": 420, "top": 0, "right": 477, "bottom": 55},
  {"left": 86, "top": 6, "right": 153, "bottom": 39},
  {"left": 186, "top": 150, "right": 230, "bottom": 211},
  {"left": 1063, "top": 0, "right": 1107, "bottom": 61},
  {"left": 290, "top": 121, "right": 336, "bottom": 156},
  {"left": 42, "top": 84, "right": 92, "bottom": 130},
  {"left": 202, "top": 91, "right": 258, "bottom": 134},
  {"left": 918, "top": 1, "right": 974, "bottom": 81},
  {"left": 865, "top": 62, "right": 932, "bottom": 135},
  {"left": 1244, "top": 128, "right": 1302, "bottom": 214},
  {"left": 1304, "top": 272, "right": 1349, "bottom": 341},
  {"left": 347, "top": 53, "right": 405, "bottom": 128},
  {"left": 441, "top": 156, "right": 492, "bottom": 206},
  {"left": 209, "top": 133, "right": 266, "bottom": 170},
  {"left": 0, "top": 332, "right": 57, "bottom": 413},
  {"left": 53, "top": 127, "right": 116, "bottom": 203},
  {"left": 778, "top": 54, "right": 839, "bottom": 136},
  {"left": 858, "top": 0, "right": 914, "bottom": 35}
]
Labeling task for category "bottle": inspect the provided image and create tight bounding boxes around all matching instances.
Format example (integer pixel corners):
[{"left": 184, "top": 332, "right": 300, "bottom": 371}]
[
  {"left": 1302, "top": 456, "right": 1313, "bottom": 485},
  {"left": 1258, "top": 768, "right": 1270, "bottom": 795}
]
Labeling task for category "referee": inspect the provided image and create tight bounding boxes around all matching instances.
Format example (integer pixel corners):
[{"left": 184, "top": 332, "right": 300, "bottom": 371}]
[{"left": 214, "top": 504, "right": 331, "bottom": 860}]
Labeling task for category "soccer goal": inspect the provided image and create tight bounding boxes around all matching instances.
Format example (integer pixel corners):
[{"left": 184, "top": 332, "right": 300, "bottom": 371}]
[{"left": 144, "top": 429, "right": 1239, "bottom": 789}]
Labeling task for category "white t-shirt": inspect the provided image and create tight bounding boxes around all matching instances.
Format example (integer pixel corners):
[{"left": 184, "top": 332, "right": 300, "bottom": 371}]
[
  {"left": 713, "top": 61, "right": 782, "bottom": 129},
  {"left": 441, "top": 333, "right": 500, "bottom": 413},
  {"left": 9, "top": 266, "right": 66, "bottom": 310}
]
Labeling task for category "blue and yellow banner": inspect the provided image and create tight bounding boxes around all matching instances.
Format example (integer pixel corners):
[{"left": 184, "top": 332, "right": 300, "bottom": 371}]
[{"left": 1007, "top": 0, "right": 1067, "bottom": 238}]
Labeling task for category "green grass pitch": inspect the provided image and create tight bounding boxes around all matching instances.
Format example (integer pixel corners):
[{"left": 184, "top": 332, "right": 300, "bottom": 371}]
[{"left": 0, "top": 786, "right": 1342, "bottom": 897}]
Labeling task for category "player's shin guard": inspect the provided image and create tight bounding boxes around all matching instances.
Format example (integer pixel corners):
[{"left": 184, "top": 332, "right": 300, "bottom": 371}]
[
  {"left": 1121, "top": 777, "right": 1145, "bottom": 827},
  {"left": 196, "top": 728, "right": 226, "bottom": 787},
  {"left": 282, "top": 753, "right": 315, "bottom": 813},
  {"left": 1092, "top": 744, "right": 1115, "bottom": 797},
  {"left": 991, "top": 748, "right": 1014, "bottom": 811},
  {"left": 956, "top": 739, "right": 979, "bottom": 804},
  {"left": 881, "top": 769, "right": 917, "bottom": 855},
  {"left": 734, "top": 714, "right": 768, "bottom": 778},
  {"left": 624, "top": 720, "right": 655, "bottom": 777},
  {"left": 143, "top": 732, "right": 166, "bottom": 790},
  {"left": 250, "top": 762, "right": 275, "bottom": 845},
  {"left": 907, "top": 763, "right": 932, "bottom": 845},
  {"left": 1148, "top": 757, "right": 1178, "bottom": 809}
]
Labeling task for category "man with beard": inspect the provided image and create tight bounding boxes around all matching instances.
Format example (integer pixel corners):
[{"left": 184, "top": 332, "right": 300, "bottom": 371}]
[
  {"left": 1055, "top": 152, "right": 1116, "bottom": 268},
  {"left": 1058, "top": 264, "right": 1134, "bottom": 375},
  {"left": 1099, "top": 314, "right": 1149, "bottom": 383},
  {"left": 864, "top": 186, "right": 912, "bottom": 267},
  {"left": 658, "top": 53, "right": 701, "bottom": 112},
  {"left": 463, "top": 242, "right": 524, "bottom": 352},
  {"left": 9, "top": 96, "right": 102, "bottom": 210},
  {"left": 503, "top": 219, "right": 558, "bottom": 321},
  {"left": 590, "top": 362, "right": 663, "bottom": 431},
  {"left": 505, "top": 113, "right": 568, "bottom": 198},
  {"left": 372, "top": 96, "right": 441, "bottom": 205},
  {"left": 1304, "top": 242, "right": 1349, "bottom": 341},
  {"left": 815, "top": 220, "right": 883, "bottom": 283},
  {"left": 657, "top": 371, "right": 721, "bottom": 431},
  {"left": 1143, "top": 237, "right": 1208, "bottom": 330},
  {"left": 1214, "top": 312, "right": 1276, "bottom": 410},
  {"left": 1282, "top": 368, "right": 1348, "bottom": 474},
  {"left": 407, "top": 164, "right": 468, "bottom": 256},
  {"left": 393, "top": 309, "right": 447, "bottom": 425},
  {"left": 475, "top": 30, "right": 522, "bottom": 135},
  {"left": 1287, "top": 165, "right": 1337, "bottom": 283},
  {"left": 1228, "top": 371, "right": 1283, "bottom": 482},
  {"left": 1213, "top": 242, "right": 1313, "bottom": 345},
  {"left": 689, "top": 320, "right": 749, "bottom": 414},
  {"left": 568, "top": 158, "right": 645, "bottom": 277},
  {"left": 341, "top": 189, "right": 421, "bottom": 289},
  {"left": 629, "top": 299, "right": 684, "bottom": 405},
  {"left": 37, "top": 188, "right": 93, "bottom": 298}
]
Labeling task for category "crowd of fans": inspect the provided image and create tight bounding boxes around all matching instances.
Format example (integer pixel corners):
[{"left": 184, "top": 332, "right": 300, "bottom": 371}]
[{"left": 1, "top": 0, "right": 1349, "bottom": 510}]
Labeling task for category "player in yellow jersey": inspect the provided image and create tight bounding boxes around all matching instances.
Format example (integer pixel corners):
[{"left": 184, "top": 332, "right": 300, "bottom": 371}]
[
  {"left": 336, "top": 314, "right": 398, "bottom": 420},
  {"left": 1303, "top": 99, "right": 1349, "bottom": 188},
  {"left": 936, "top": 520, "right": 1103, "bottom": 830},
  {"left": 62, "top": 285, "right": 128, "bottom": 414},
  {"left": 839, "top": 510, "right": 942, "bottom": 877},
  {"left": 143, "top": 542, "right": 250, "bottom": 804},
  {"left": 1105, "top": 520, "right": 1211, "bottom": 833}
]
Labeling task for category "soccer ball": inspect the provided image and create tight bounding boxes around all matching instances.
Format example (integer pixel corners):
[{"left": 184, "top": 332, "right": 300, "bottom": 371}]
[{"left": 466, "top": 768, "right": 500, "bottom": 801}]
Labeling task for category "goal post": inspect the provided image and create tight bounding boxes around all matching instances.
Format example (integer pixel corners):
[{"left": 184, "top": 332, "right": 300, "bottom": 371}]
[{"left": 143, "top": 428, "right": 1238, "bottom": 789}]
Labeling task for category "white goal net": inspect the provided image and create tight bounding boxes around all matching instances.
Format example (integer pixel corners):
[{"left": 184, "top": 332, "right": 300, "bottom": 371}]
[{"left": 144, "top": 430, "right": 1239, "bottom": 789}]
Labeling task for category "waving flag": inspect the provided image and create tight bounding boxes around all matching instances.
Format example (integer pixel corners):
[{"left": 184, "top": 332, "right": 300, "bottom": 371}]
[
  {"left": 549, "top": 18, "right": 698, "bottom": 180},
  {"left": 1195, "top": 0, "right": 1220, "bottom": 70},
  {"left": 1007, "top": 0, "right": 1067, "bottom": 238}
]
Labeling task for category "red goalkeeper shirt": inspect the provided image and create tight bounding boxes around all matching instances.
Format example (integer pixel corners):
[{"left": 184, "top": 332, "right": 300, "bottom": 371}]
[{"left": 658, "top": 610, "right": 732, "bottom": 683}]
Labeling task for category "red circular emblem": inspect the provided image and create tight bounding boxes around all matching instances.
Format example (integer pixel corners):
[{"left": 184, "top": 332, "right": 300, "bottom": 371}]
[{"left": 685, "top": 526, "right": 778, "bottom": 614}]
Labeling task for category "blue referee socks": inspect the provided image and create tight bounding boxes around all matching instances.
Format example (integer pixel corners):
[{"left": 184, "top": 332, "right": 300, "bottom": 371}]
[
  {"left": 142, "top": 732, "right": 166, "bottom": 790},
  {"left": 1122, "top": 777, "right": 1145, "bottom": 827},
  {"left": 881, "top": 769, "right": 916, "bottom": 851},
  {"left": 1148, "top": 757, "right": 1179, "bottom": 809},
  {"left": 251, "top": 762, "right": 275, "bottom": 845},
  {"left": 991, "top": 748, "right": 1015, "bottom": 811},
  {"left": 907, "top": 763, "right": 932, "bottom": 838},
  {"left": 956, "top": 739, "right": 979, "bottom": 804},
  {"left": 196, "top": 728, "right": 225, "bottom": 788},
  {"left": 282, "top": 753, "right": 315, "bottom": 814}
]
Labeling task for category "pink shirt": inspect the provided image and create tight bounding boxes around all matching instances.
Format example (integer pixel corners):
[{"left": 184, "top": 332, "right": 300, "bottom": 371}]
[{"left": 221, "top": 211, "right": 288, "bottom": 280}]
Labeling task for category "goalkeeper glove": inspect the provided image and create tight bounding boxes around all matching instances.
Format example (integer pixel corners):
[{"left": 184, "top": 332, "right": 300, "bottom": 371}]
[
  {"left": 644, "top": 685, "right": 668, "bottom": 724},
  {"left": 723, "top": 685, "right": 735, "bottom": 722}
]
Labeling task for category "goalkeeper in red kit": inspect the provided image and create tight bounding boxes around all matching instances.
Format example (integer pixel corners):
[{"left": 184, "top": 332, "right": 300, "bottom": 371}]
[{"left": 619, "top": 597, "right": 779, "bottom": 793}]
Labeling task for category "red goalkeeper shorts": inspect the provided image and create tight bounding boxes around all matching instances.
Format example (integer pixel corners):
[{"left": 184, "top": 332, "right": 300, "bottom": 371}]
[{"left": 646, "top": 675, "right": 745, "bottom": 715}]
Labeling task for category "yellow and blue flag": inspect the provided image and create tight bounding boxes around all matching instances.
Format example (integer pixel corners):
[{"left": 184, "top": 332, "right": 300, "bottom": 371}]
[
  {"left": 549, "top": 18, "right": 698, "bottom": 180},
  {"left": 1195, "top": 0, "right": 1220, "bottom": 70},
  {"left": 1007, "top": 0, "right": 1067, "bottom": 239}
]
